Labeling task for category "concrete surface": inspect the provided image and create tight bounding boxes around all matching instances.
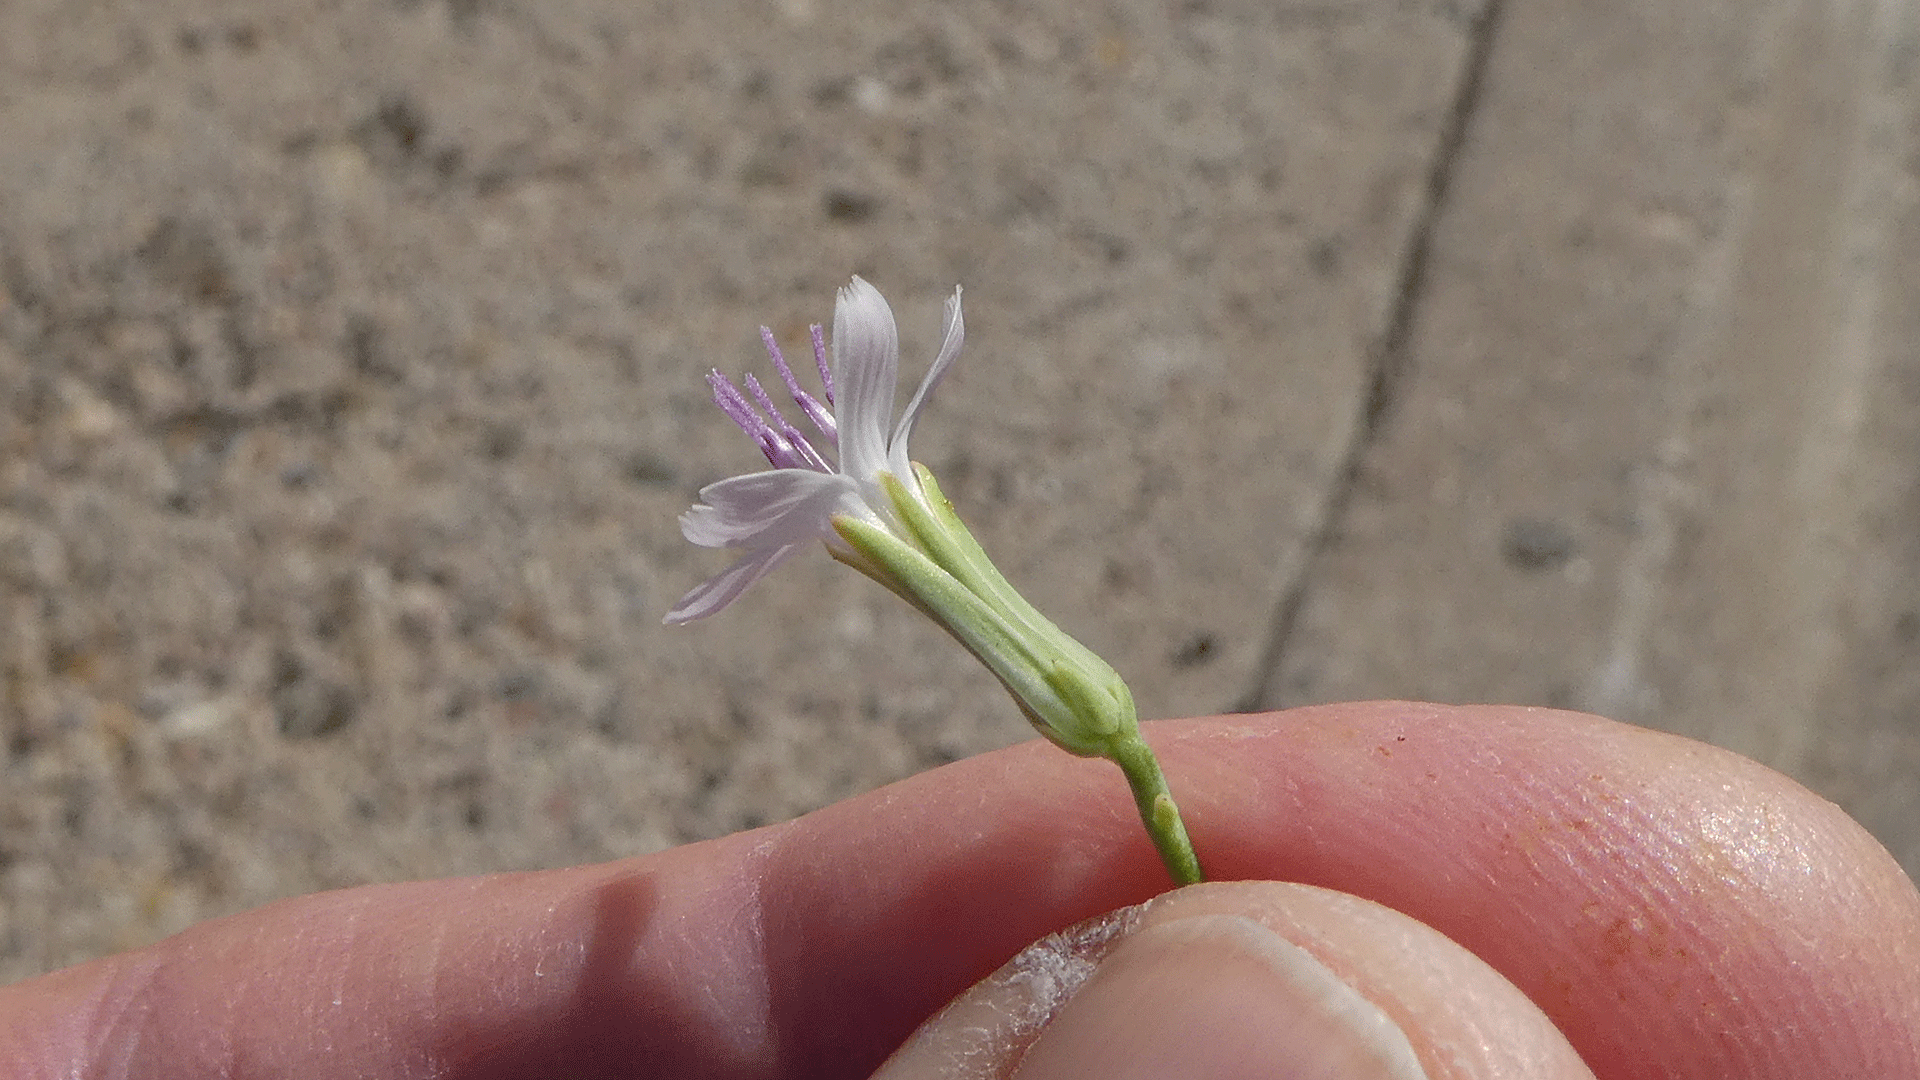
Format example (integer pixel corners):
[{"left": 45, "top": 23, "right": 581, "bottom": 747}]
[{"left": 0, "top": 0, "right": 1912, "bottom": 983}]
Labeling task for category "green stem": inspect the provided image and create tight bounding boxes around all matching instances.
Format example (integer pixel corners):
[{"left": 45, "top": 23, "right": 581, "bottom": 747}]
[{"left": 1109, "top": 736, "right": 1204, "bottom": 886}]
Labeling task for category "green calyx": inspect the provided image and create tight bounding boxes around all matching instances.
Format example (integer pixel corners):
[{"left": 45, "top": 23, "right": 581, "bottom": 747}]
[
  {"left": 830, "top": 465, "right": 1137, "bottom": 758},
  {"left": 830, "top": 463, "right": 1204, "bottom": 886}
]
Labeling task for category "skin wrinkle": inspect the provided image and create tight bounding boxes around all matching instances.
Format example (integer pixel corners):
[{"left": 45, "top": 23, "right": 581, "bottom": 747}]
[
  {"left": 257, "top": 886, "right": 370, "bottom": 1070},
  {"left": 178, "top": 930, "right": 268, "bottom": 1075},
  {"left": 461, "top": 869, "right": 635, "bottom": 1074},
  {"left": 418, "top": 880, "right": 471, "bottom": 1063},
  {"left": 321, "top": 889, "right": 380, "bottom": 1062},
  {"left": 322, "top": 887, "right": 375, "bottom": 1005},
  {"left": 79, "top": 949, "right": 167, "bottom": 1080},
  {"left": 642, "top": 826, "right": 785, "bottom": 1077},
  {"left": 209, "top": 933, "right": 250, "bottom": 1077},
  {"left": 518, "top": 899, "right": 591, "bottom": 1000},
  {"left": 737, "top": 841, "right": 776, "bottom": 1072},
  {"left": 714, "top": 834, "right": 781, "bottom": 1067}
]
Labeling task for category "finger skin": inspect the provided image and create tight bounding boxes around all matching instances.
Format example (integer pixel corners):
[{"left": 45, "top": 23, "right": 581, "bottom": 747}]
[{"left": 1, "top": 704, "right": 1915, "bottom": 1080}]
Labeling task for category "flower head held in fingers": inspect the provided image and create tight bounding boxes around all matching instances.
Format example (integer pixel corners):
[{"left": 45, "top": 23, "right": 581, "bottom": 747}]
[{"left": 668, "top": 276, "right": 1202, "bottom": 885}]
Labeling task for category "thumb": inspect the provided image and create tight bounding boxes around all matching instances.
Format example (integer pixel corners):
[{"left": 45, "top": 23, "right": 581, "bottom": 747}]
[{"left": 874, "top": 881, "right": 1594, "bottom": 1080}]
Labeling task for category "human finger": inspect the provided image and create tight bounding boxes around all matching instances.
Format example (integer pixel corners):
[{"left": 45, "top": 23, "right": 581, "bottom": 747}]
[
  {"left": 875, "top": 879, "right": 1598, "bottom": 1079},
  {"left": 1, "top": 704, "right": 1914, "bottom": 1079}
]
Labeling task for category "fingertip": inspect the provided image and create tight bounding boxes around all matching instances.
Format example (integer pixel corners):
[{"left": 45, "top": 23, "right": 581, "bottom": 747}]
[
  {"left": 1008, "top": 913, "right": 1429, "bottom": 1080},
  {"left": 876, "top": 881, "right": 1596, "bottom": 1080},
  {"left": 1153, "top": 705, "right": 1920, "bottom": 1078}
]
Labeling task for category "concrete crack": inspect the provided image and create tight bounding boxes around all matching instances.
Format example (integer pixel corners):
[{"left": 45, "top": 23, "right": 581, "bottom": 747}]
[{"left": 1234, "top": 0, "right": 1509, "bottom": 712}]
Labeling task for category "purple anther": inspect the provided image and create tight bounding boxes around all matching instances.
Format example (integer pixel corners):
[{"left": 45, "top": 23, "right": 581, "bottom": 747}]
[
  {"left": 810, "top": 324, "right": 832, "bottom": 405},
  {"left": 758, "top": 327, "right": 789, "bottom": 378},
  {"left": 711, "top": 370, "right": 808, "bottom": 470},
  {"left": 761, "top": 327, "right": 837, "bottom": 448},
  {"left": 708, "top": 370, "right": 769, "bottom": 441},
  {"left": 740, "top": 370, "right": 787, "bottom": 427},
  {"left": 743, "top": 372, "right": 830, "bottom": 471},
  {"left": 792, "top": 388, "right": 837, "bottom": 450}
]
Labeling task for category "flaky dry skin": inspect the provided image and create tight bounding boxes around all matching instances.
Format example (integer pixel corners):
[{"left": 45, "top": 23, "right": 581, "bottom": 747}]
[
  {"left": 879, "top": 900, "right": 1146, "bottom": 1078},
  {"left": 1, "top": 706, "right": 1914, "bottom": 1079}
]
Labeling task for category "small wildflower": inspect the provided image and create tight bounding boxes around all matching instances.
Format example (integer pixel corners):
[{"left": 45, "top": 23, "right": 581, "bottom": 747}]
[
  {"left": 668, "top": 276, "right": 1202, "bottom": 884},
  {"left": 665, "top": 275, "right": 961, "bottom": 625}
]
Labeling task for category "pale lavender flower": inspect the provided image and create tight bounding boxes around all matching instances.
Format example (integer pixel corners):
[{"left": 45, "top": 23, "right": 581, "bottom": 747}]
[
  {"left": 666, "top": 275, "right": 1201, "bottom": 884},
  {"left": 665, "top": 276, "right": 963, "bottom": 624}
]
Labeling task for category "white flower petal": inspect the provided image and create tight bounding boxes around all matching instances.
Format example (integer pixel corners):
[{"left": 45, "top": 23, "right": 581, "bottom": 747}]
[
  {"left": 679, "top": 469, "right": 858, "bottom": 549},
  {"left": 889, "top": 285, "right": 964, "bottom": 482},
  {"left": 663, "top": 542, "right": 805, "bottom": 625},
  {"left": 667, "top": 277, "right": 974, "bottom": 626},
  {"left": 832, "top": 275, "right": 900, "bottom": 484}
]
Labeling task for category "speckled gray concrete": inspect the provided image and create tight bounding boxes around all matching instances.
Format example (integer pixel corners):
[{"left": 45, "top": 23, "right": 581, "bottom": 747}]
[{"left": 0, "top": 0, "right": 1913, "bottom": 985}]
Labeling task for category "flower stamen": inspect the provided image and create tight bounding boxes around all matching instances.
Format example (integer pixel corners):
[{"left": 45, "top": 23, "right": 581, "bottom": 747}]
[
  {"left": 760, "top": 326, "right": 839, "bottom": 446},
  {"left": 742, "top": 371, "right": 832, "bottom": 472},
  {"left": 705, "top": 370, "right": 802, "bottom": 470}
]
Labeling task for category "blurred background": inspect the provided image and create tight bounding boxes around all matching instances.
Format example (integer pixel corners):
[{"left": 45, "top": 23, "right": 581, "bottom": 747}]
[{"left": 1, "top": 0, "right": 1915, "bottom": 982}]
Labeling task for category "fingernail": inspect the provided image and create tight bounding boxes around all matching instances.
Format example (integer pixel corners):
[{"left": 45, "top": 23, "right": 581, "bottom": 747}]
[{"left": 1012, "top": 914, "right": 1429, "bottom": 1080}]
